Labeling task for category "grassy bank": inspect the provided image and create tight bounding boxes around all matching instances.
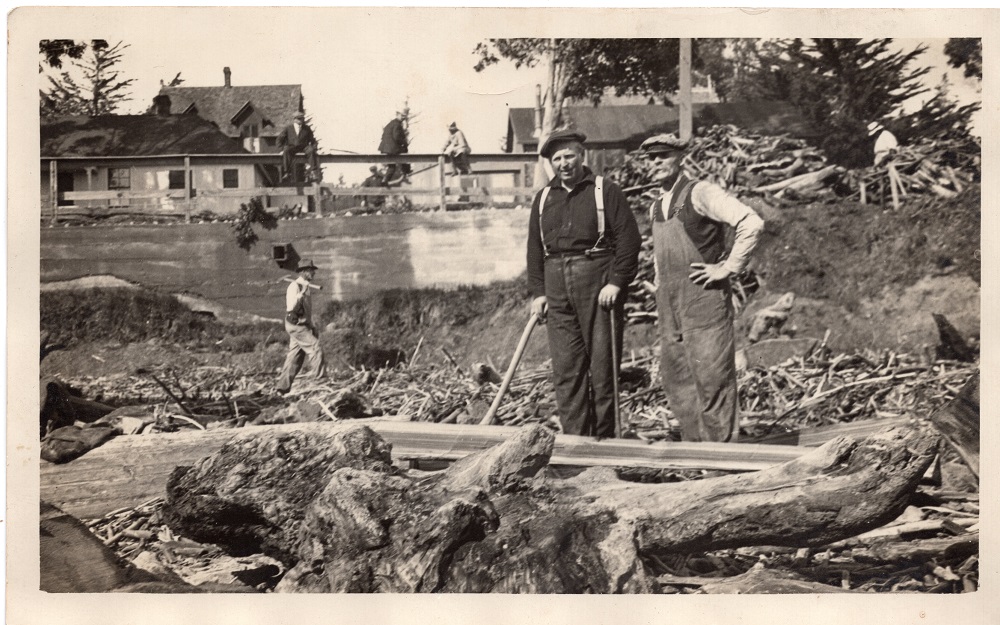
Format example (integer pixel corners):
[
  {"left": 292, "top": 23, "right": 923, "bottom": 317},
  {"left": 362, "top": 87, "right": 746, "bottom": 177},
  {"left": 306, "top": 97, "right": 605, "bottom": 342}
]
[{"left": 40, "top": 288, "right": 282, "bottom": 353}]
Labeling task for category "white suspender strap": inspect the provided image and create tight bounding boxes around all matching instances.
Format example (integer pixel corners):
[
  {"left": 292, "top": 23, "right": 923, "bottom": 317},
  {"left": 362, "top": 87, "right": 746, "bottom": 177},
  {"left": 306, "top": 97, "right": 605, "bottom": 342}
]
[
  {"left": 539, "top": 176, "right": 608, "bottom": 257},
  {"left": 594, "top": 175, "right": 605, "bottom": 234},
  {"left": 589, "top": 175, "right": 608, "bottom": 253},
  {"left": 537, "top": 186, "right": 552, "bottom": 256}
]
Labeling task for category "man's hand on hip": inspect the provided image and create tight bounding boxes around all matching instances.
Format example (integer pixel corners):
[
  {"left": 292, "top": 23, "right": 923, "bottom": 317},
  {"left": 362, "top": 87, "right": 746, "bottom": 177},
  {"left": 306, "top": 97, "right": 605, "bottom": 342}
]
[
  {"left": 530, "top": 296, "right": 548, "bottom": 323},
  {"left": 598, "top": 284, "right": 621, "bottom": 310},
  {"left": 688, "top": 262, "right": 731, "bottom": 289}
]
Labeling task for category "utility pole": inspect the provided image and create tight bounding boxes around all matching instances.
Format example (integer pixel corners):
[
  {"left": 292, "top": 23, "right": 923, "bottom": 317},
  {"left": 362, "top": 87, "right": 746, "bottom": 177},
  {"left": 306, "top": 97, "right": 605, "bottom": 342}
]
[{"left": 679, "top": 38, "right": 693, "bottom": 142}]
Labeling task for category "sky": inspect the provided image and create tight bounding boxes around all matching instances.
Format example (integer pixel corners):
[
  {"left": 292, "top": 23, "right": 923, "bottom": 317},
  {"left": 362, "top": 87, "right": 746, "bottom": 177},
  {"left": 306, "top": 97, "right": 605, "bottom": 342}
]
[{"left": 36, "top": 9, "right": 982, "bottom": 184}]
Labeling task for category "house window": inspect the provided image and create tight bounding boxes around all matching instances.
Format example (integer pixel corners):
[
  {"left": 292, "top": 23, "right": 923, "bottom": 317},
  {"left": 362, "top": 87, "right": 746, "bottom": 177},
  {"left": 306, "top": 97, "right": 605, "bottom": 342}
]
[
  {"left": 223, "top": 169, "right": 239, "bottom": 189},
  {"left": 168, "top": 170, "right": 186, "bottom": 190},
  {"left": 108, "top": 167, "right": 130, "bottom": 190}
]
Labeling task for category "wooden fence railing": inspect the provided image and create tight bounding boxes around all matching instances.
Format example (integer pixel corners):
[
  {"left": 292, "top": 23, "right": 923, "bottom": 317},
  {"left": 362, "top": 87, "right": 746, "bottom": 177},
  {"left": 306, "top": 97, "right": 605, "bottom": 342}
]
[{"left": 43, "top": 152, "right": 541, "bottom": 224}]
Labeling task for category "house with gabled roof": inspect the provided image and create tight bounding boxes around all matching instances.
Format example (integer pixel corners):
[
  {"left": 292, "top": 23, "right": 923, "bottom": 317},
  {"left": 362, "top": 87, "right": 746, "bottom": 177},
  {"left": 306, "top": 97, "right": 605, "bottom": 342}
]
[
  {"left": 158, "top": 67, "right": 305, "bottom": 156},
  {"left": 40, "top": 111, "right": 273, "bottom": 214}
]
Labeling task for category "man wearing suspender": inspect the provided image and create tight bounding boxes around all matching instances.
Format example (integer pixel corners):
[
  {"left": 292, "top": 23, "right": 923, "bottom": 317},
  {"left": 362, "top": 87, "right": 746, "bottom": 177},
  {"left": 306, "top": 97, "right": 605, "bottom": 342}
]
[
  {"left": 527, "top": 129, "right": 641, "bottom": 438},
  {"left": 640, "top": 133, "right": 764, "bottom": 443}
]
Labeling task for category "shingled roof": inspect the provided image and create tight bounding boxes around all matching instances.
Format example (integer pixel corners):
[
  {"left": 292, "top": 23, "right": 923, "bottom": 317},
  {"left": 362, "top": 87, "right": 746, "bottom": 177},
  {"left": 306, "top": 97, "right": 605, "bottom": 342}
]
[
  {"left": 158, "top": 84, "right": 303, "bottom": 139},
  {"left": 41, "top": 115, "right": 248, "bottom": 157},
  {"left": 507, "top": 101, "right": 815, "bottom": 152}
]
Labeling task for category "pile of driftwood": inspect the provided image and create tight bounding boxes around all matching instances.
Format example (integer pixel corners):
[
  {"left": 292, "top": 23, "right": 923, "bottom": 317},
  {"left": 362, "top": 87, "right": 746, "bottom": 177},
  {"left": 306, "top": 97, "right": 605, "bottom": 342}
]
[
  {"left": 737, "top": 345, "right": 976, "bottom": 439},
  {"left": 70, "top": 421, "right": 976, "bottom": 594},
  {"left": 847, "top": 137, "right": 981, "bottom": 203},
  {"left": 615, "top": 124, "right": 838, "bottom": 202},
  {"left": 45, "top": 340, "right": 976, "bottom": 453},
  {"left": 615, "top": 124, "right": 980, "bottom": 207}
]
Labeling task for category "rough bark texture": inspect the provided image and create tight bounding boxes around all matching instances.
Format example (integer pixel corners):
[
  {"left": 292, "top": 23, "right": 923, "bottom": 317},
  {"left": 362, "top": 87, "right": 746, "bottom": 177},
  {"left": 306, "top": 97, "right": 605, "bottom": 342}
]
[
  {"left": 163, "top": 423, "right": 938, "bottom": 594},
  {"left": 930, "top": 372, "right": 979, "bottom": 478}
]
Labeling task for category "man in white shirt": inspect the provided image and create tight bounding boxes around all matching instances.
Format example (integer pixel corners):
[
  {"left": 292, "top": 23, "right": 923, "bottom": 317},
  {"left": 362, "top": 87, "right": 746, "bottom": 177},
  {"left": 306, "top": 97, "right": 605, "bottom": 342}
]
[
  {"left": 276, "top": 259, "right": 327, "bottom": 393},
  {"left": 641, "top": 133, "right": 764, "bottom": 442}
]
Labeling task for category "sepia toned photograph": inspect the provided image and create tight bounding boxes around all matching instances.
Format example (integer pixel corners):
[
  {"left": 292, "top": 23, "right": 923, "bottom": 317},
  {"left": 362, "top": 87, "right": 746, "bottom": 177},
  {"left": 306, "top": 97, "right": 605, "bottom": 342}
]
[{"left": 8, "top": 6, "right": 996, "bottom": 625}]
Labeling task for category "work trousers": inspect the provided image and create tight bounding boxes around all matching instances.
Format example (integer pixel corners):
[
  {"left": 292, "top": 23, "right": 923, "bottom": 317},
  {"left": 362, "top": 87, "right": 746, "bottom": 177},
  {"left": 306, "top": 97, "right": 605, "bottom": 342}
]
[
  {"left": 447, "top": 152, "right": 471, "bottom": 176},
  {"left": 277, "top": 322, "right": 327, "bottom": 392},
  {"left": 281, "top": 145, "right": 319, "bottom": 182},
  {"left": 652, "top": 218, "right": 739, "bottom": 443},
  {"left": 544, "top": 253, "right": 625, "bottom": 437}
]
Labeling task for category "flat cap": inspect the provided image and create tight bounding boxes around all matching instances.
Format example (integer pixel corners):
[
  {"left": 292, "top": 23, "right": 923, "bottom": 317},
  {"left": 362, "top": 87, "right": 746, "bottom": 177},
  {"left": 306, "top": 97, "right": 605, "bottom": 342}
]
[
  {"left": 639, "top": 133, "right": 688, "bottom": 156},
  {"left": 540, "top": 129, "right": 587, "bottom": 158},
  {"left": 297, "top": 259, "right": 318, "bottom": 272}
]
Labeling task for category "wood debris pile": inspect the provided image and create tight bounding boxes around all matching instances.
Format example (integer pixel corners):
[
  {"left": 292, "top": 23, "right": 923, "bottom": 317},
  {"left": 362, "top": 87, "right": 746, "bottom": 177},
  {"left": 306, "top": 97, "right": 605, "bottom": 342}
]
[
  {"left": 737, "top": 346, "right": 976, "bottom": 440},
  {"left": 87, "top": 496, "right": 283, "bottom": 591},
  {"left": 649, "top": 490, "right": 979, "bottom": 594},
  {"left": 613, "top": 124, "right": 837, "bottom": 203},
  {"left": 613, "top": 124, "right": 981, "bottom": 206},
  {"left": 52, "top": 343, "right": 975, "bottom": 448},
  {"left": 846, "top": 137, "right": 981, "bottom": 202}
]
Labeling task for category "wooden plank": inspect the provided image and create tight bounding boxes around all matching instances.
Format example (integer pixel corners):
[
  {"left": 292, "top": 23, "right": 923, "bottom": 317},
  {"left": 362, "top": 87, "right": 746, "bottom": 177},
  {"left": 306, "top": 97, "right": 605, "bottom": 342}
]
[
  {"left": 318, "top": 186, "right": 536, "bottom": 197},
  {"left": 62, "top": 189, "right": 186, "bottom": 201},
  {"left": 746, "top": 416, "right": 913, "bottom": 447},
  {"left": 40, "top": 419, "right": 807, "bottom": 520}
]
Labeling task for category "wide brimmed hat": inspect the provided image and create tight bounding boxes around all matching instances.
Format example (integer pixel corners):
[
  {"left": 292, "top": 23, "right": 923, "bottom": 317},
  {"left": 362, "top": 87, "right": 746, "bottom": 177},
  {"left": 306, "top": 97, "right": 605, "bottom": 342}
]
[
  {"left": 540, "top": 129, "right": 587, "bottom": 159},
  {"left": 448, "top": 121, "right": 458, "bottom": 130},
  {"left": 639, "top": 133, "right": 688, "bottom": 156},
  {"left": 297, "top": 259, "right": 318, "bottom": 272}
]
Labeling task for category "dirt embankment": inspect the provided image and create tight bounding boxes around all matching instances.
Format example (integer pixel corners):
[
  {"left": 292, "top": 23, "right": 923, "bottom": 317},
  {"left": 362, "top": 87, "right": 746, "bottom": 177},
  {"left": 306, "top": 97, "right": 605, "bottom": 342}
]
[{"left": 40, "top": 186, "right": 980, "bottom": 382}]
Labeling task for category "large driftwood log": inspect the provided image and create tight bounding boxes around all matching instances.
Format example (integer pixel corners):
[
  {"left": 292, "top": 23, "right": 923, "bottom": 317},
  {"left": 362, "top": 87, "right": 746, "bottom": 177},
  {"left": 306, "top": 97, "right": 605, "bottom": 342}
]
[
  {"left": 930, "top": 372, "right": 979, "bottom": 478},
  {"left": 163, "top": 423, "right": 937, "bottom": 593}
]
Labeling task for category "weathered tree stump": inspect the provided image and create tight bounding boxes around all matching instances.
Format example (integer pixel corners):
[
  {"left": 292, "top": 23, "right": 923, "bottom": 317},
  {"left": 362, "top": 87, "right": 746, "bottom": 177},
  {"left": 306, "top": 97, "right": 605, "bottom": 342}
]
[{"left": 163, "top": 423, "right": 938, "bottom": 593}]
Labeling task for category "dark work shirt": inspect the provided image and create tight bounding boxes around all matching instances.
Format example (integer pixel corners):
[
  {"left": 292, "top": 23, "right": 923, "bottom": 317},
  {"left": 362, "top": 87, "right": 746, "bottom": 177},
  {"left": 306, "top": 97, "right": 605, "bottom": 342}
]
[{"left": 527, "top": 167, "right": 641, "bottom": 298}]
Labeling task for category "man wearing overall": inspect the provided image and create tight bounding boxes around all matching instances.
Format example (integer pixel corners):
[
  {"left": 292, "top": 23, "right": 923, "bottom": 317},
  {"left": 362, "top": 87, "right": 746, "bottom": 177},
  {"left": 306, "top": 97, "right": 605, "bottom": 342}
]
[
  {"left": 527, "top": 129, "right": 641, "bottom": 438},
  {"left": 641, "top": 133, "right": 764, "bottom": 442}
]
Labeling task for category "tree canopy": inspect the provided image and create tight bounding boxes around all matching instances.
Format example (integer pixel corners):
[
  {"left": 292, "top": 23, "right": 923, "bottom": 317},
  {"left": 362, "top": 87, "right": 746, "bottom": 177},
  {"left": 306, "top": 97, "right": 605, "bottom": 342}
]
[
  {"left": 40, "top": 40, "right": 136, "bottom": 118},
  {"left": 944, "top": 38, "right": 982, "bottom": 81}
]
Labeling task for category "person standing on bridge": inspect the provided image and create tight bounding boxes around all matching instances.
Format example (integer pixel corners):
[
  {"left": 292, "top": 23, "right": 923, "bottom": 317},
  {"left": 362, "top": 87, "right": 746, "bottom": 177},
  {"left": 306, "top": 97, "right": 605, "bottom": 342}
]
[
  {"left": 640, "top": 133, "right": 764, "bottom": 443},
  {"left": 527, "top": 129, "right": 641, "bottom": 439},
  {"left": 276, "top": 259, "right": 327, "bottom": 394}
]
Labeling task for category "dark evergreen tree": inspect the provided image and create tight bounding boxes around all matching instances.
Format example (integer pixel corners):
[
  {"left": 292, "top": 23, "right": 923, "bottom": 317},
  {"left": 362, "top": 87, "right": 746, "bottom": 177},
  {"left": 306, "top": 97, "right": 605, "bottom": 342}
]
[
  {"left": 770, "top": 39, "right": 931, "bottom": 166},
  {"left": 944, "top": 38, "right": 982, "bottom": 81},
  {"left": 40, "top": 40, "right": 135, "bottom": 118}
]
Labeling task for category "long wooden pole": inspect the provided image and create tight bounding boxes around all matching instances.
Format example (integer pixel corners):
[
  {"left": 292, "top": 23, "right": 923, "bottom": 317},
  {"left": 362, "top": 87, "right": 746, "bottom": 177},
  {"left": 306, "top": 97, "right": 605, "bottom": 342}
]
[
  {"left": 438, "top": 155, "right": 447, "bottom": 211},
  {"left": 679, "top": 38, "right": 693, "bottom": 142},
  {"left": 480, "top": 313, "right": 539, "bottom": 425},
  {"left": 183, "top": 156, "right": 192, "bottom": 223}
]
